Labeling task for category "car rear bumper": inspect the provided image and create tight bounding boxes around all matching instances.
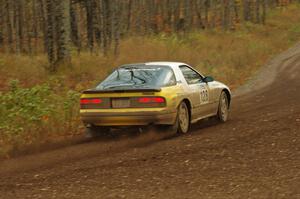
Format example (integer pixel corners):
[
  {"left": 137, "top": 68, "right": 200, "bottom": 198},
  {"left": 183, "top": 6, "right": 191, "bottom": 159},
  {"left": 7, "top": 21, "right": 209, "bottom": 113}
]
[{"left": 80, "top": 110, "right": 177, "bottom": 126}]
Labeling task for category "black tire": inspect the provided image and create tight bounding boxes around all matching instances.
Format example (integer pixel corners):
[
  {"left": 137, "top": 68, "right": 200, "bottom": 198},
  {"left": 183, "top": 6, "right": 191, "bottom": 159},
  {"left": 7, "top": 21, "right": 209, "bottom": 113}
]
[
  {"left": 85, "top": 125, "right": 111, "bottom": 138},
  {"left": 172, "top": 102, "right": 190, "bottom": 134},
  {"left": 158, "top": 102, "right": 190, "bottom": 134},
  {"left": 217, "top": 91, "right": 229, "bottom": 122}
]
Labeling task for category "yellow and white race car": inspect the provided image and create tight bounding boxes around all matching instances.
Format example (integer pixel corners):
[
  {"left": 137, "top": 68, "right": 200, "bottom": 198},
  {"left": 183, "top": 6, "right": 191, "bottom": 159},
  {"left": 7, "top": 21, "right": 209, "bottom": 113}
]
[{"left": 80, "top": 62, "right": 231, "bottom": 136}]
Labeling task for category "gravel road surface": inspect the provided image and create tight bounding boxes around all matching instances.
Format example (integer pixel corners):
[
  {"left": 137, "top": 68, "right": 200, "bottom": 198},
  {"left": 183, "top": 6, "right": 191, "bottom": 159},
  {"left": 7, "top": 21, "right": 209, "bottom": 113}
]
[{"left": 1, "top": 44, "right": 300, "bottom": 199}]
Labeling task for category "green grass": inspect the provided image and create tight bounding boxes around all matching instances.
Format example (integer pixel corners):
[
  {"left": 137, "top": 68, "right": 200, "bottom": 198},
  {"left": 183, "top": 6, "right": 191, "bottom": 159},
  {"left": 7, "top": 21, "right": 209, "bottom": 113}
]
[{"left": 1, "top": 3, "right": 300, "bottom": 158}]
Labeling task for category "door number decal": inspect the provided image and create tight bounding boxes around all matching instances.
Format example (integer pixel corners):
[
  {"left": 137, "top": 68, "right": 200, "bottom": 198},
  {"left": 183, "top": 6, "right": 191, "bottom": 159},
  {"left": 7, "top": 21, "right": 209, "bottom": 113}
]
[{"left": 200, "top": 85, "right": 209, "bottom": 104}]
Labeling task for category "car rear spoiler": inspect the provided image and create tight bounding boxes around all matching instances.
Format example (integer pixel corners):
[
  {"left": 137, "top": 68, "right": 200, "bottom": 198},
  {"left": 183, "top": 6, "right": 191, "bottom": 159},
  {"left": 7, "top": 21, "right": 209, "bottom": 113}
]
[{"left": 82, "top": 88, "right": 162, "bottom": 94}]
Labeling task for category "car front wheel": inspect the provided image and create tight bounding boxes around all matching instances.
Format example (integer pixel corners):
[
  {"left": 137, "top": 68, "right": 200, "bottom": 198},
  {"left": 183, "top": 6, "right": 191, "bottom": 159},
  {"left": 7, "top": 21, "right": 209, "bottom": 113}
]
[{"left": 217, "top": 91, "right": 229, "bottom": 122}]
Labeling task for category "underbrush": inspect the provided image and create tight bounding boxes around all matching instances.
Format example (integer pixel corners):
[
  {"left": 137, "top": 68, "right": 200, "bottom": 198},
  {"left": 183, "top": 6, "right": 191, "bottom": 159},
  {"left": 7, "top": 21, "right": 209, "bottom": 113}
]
[
  {"left": 0, "top": 4, "right": 300, "bottom": 158},
  {"left": 0, "top": 80, "right": 81, "bottom": 157}
]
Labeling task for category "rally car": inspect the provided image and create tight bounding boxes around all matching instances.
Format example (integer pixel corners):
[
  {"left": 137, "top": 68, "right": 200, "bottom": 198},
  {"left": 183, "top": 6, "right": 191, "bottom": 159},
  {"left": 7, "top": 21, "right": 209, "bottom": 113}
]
[{"left": 80, "top": 62, "right": 231, "bottom": 136}]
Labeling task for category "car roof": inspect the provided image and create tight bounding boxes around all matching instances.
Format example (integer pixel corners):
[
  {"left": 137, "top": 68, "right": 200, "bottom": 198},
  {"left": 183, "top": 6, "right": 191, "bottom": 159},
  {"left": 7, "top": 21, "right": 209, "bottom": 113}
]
[
  {"left": 120, "top": 62, "right": 187, "bottom": 69},
  {"left": 145, "top": 62, "right": 188, "bottom": 69}
]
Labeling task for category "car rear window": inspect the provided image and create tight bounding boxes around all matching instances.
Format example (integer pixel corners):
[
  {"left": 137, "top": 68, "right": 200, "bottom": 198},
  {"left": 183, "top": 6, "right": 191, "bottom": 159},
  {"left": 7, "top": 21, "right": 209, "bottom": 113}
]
[{"left": 97, "top": 65, "right": 176, "bottom": 90}]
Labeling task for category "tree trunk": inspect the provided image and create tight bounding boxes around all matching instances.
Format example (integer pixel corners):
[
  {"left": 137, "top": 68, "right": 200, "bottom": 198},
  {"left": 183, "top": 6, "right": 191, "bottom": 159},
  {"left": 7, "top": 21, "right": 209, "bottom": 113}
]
[
  {"left": 70, "top": 1, "right": 81, "bottom": 54},
  {"left": 55, "top": 0, "right": 71, "bottom": 65},
  {"left": 195, "top": 0, "right": 205, "bottom": 29},
  {"left": 243, "top": 0, "right": 250, "bottom": 21},
  {"left": 126, "top": 0, "right": 132, "bottom": 33},
  {"left": 85, "top": 0, "right": 94, "bottom": 53},
  {"left": 113, "top": 0, "right": 121, "bottom": 56},
  {"left": 262, "top": 0, "right": 266, "bottom": 24},
  {"left": 204, "top": 0, "right": 209, "bottom": 28},
  {"left": 255, "top": 0, "right": 260, "bottom": 23},
  {"left": 39, "top": 0, "right": 48, "bottom": 54},
  {"left": 45, "top": 0, "right": 55, "bottom": 70},
  {"left": 102, "top": 0, "right": 111, "bottom": 55},
  {"left": 184, "top": 0, "right": 192, "bottom": 32},
  {"left": 14, "top": 0, "right": 24, "bottom": 54}
]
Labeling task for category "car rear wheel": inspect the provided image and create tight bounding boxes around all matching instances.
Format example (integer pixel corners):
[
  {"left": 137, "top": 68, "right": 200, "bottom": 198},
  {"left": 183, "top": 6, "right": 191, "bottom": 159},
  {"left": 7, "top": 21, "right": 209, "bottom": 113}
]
[
  {"left": 177, "top": 101, "right": 190, "bottom": 134},
  {"left": 159, "top": 102, "right": 190, "bottom": 134},
  {"left": 217, "top": 91, "right": 229, "bottom": 122},
  {"left": 85, "top": 125, "right": 111, "bottom": 138}
]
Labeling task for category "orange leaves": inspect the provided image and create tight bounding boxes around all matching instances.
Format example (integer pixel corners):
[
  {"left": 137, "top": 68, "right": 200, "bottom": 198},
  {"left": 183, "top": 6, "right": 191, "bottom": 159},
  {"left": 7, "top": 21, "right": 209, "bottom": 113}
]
[{"left": 41, "top": 115, "right": 49, "bottom": 122}]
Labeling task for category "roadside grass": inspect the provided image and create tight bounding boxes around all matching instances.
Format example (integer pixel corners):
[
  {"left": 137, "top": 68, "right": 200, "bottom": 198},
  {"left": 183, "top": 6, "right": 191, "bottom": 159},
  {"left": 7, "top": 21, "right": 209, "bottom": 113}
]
[
  {"left": 0, "top": 80, "right": 81, "bottom": 157},
  {"left": 1, "top": 4, "right": 300, "bottom": 158}
]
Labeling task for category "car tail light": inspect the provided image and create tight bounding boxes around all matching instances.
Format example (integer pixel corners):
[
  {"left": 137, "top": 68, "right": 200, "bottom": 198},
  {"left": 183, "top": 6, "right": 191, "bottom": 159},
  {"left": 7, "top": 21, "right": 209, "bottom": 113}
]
[
  {"left": 138, "top": 97, "right": 165, "bottom": 103},
  {"left": 133, "top": 97, "right": 166, "bottom": 108},
  {"left": 80, "top": 98, "right": 102, "bottom": 105}
]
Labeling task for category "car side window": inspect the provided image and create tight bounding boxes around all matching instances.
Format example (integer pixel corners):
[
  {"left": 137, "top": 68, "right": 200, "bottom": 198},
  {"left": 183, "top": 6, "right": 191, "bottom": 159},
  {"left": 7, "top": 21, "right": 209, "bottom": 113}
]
[
  {"left": 165, "top": 71, "right": 177, "bottom": 86},
  {"left": 179, "top": 65, "right": 202, "bottom": 84}
]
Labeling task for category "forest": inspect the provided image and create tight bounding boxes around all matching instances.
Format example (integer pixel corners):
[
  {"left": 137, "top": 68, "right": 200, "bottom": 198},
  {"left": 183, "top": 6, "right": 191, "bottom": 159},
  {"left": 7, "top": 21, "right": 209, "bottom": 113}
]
[{"left": 0, "top": 0, "right": 293, "bottom": 71}]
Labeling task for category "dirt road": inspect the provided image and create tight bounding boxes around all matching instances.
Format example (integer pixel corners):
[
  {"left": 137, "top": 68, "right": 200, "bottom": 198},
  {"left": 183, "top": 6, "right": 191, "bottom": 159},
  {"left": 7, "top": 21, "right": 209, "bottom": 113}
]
[{"left": 1, "top": 44, "right": 300, "bottom": 199}]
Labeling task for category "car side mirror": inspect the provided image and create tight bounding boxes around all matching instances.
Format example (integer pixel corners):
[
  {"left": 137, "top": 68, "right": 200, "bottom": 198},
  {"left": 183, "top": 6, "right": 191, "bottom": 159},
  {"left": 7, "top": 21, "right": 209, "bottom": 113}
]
[{"left": 203, "top": 76, "right": 214, "bottom": 83}]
